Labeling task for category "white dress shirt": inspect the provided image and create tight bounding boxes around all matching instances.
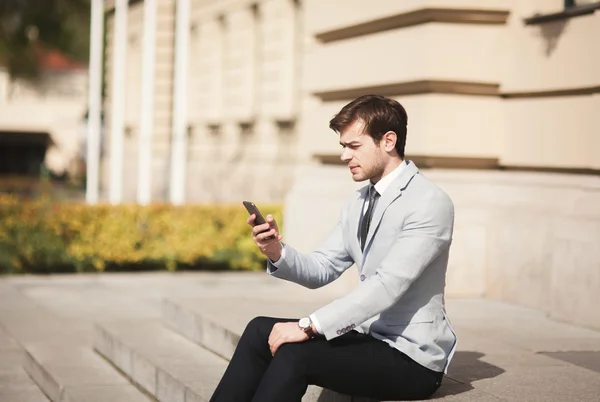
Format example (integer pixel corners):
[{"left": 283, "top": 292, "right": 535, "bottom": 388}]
[{"left": 269, "top": 160, "right": 408, "bottom": 334}]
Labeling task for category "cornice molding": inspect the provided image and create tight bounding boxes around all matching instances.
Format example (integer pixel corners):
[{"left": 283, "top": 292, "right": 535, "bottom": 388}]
[{"left": 315, "top": 8, "right": 510, "bottom": 43}]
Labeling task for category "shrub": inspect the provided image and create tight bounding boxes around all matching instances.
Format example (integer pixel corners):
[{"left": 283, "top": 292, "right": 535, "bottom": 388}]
[{"left": 0, "top": 195, "right": 282, "bottom": 274}]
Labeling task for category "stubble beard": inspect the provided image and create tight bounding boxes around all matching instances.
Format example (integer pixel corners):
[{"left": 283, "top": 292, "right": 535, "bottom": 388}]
[{"left": 366, "top": 149, "right": 385, "bottom": 183}]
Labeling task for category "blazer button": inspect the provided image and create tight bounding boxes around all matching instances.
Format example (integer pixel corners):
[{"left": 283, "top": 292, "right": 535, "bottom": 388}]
[{"left": 360, "top": 275, "right": 366, "bottom": 281}]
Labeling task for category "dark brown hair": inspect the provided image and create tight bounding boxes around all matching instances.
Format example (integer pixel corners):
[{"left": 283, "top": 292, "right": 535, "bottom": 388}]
[{"left": 329, "top": 94, "right": 408, "bottom": 158}]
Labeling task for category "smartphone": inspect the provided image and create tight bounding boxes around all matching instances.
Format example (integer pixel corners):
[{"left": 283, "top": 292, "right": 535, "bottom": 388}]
[{"left": 242, "top": 201, "right": 275, "bottom": 239}]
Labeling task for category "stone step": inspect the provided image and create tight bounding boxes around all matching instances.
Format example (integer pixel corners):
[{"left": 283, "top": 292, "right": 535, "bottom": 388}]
[
  {"left": 94, "top": 320, "right": 231, "bottom": 402},
  {"left": 23, "top": 345, "right": 151, "bottom": 402},
  {"left": 161, "top": 297, "right": 355, "bottom": 401},
  {"left": 0, "top": 327, "right": 49, "bottom": 402},
  {"left": 161, "top": 297, "right": 494, "bottom": 402},
  {"left": 0, "top": 284, "right": 150, "bottom": 402}
]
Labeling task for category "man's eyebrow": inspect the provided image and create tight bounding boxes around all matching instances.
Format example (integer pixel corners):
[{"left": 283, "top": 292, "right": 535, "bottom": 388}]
[{"left": 339, "top": 140, "right": 361, "bottom": 146}]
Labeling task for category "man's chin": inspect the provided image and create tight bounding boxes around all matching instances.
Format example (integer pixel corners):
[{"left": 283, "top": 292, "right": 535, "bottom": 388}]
[{"left": 350, "top": 173, "right": 365, "bottom": 182}]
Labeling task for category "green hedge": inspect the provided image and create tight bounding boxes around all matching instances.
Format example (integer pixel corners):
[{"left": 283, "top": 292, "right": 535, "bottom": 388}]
[{"left": 0, "top": 195, "right": 282, "bottom": 274}]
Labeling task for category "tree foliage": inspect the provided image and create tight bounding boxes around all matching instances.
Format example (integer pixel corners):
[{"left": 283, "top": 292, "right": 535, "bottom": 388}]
[{"left": 0, "top": 0, "right": 90, "bottom": 79}]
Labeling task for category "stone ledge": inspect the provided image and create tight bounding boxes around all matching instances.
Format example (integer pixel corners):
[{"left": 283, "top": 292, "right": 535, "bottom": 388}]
[
  {"left": 312, "top": 154, "right": 600, "bottom": 176},
  {"left": 313, "top": 80, "right": 600, "bottom": 102},
  {"left": 313, "top": 80, "right": 500, "bottom": 101},
  {"left": 315, "top": 8, "right": 510, "bottom": 43}
]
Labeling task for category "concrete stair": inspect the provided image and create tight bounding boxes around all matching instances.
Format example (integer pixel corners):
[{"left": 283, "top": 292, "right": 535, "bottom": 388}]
[
  {"left": 23, "top": 344, "right": 150, "bottom": 402},
  {"left": 93, "top": 319, "right": 350, "bottom": 402},
  {"left": 159, "top": 297, "right": 487, "bottom": 402},
  {"left": 94, "top": 320, "right": 229, "bottom": 402},
  {"left": 0, "top": 327, "right": 49, "bottom": 402},
  {"left": 160, "top": 297, "right": 370, "bottom": 401},
  {"left": 5, "top": 273, "right": 600, "bottom": 401},
  {"left": 0, "top": 284, "right": 151, "bottom": 402}
]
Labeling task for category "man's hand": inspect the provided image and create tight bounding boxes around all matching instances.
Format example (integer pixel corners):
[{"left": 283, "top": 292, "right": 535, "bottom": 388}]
[
  {"left": 247, "top": 213, "right": 283, "bottom": 262},
  {"left": 268, "top": 322, "right": 309, "bottom": 356}
]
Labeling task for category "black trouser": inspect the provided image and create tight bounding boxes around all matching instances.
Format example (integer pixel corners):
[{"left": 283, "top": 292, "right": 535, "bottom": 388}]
[{"left": 209, "top": 317, "right": 443, "bottom": 402}]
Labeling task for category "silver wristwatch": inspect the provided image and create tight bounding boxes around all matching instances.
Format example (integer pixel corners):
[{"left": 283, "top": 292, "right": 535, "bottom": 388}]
[{"left": 298, "top": 316, "right": 316, "bottom": 338}]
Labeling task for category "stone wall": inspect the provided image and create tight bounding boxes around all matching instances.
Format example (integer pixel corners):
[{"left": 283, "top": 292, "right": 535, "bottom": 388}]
[{"left": 283, "top": 164, "right": 600, "bottom": 331}]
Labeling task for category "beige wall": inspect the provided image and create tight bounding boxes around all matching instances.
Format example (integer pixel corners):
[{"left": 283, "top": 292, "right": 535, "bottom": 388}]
[
  {"left": 504, "top": 96, "right": 599, "bottom": 169},
  {"left": 300, "top": 0, "right": 599, "bottom": 169},
  {"left": 285, "top": 0, "right": 600, "bottom": 330},
  {"left": 305, "top": 24, "right": 507, "bottom": 91},
  {"left": 305, "top": 95, "right": 505, "bottom": 159},
  {"left": 503, "top": 3, "right": 600, "bottom": 91},
  {"left": 284, "top": 166, "right": 600, "bottom": 331}
]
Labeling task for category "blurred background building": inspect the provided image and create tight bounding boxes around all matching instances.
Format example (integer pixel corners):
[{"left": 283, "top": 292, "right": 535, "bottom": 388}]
[
  {"left": 0, "top": 49, "right": 88, "bottom": 187},
  {"left": 0, "top": 1, "right": 91, "bottom": 197},
  {"left": 99, "top": 0, "right": 600, "bottom": 328}
]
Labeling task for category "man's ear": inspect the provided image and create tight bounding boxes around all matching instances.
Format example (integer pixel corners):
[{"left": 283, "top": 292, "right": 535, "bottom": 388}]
[{"left": 382, "top": 131, "right": 397, "bottom": 152}]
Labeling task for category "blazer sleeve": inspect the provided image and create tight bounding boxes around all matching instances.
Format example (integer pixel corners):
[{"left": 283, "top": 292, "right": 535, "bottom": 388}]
[
  {"left": 267, "top": 202, "right": 356, "bottom": 289},
  {"left": 310, "top": 192, "right": 454, "bottom": 340}
]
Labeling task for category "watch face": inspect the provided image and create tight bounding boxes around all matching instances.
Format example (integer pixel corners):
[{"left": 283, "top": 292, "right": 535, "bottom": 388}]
[{"left": 299, "top": 317, "right": 311, "bottom": 329}]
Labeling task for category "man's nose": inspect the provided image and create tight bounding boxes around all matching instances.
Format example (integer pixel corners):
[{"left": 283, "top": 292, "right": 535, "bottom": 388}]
[{"left": 341, "top": 149, "right": 352, "bottom": 162}]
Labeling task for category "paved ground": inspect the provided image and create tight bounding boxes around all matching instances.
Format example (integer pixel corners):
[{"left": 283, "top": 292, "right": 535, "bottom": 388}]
[{"left": 0, "top": 271, "right": 599, "bottom": 401}]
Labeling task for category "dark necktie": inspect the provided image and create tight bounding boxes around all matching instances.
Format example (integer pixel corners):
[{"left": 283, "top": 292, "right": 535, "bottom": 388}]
[{"left": 360, "top": 186, "right": 379, "bottom": 251}]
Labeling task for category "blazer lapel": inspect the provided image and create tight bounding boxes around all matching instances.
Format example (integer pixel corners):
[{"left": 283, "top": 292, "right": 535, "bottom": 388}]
[{"left": 363, "top": 161, "right": 420, "bottom": 254}]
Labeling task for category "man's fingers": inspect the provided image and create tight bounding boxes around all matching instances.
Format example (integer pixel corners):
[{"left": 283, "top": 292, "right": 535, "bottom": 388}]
[
  {"left": 252, "top": 223, "right": 271, "bottom": 237},
  {"left": 266, "top": 214, "right": 279, "bottom": 230},
  {"left": 270, "top": 338, "right": 286, "bottom": 356},
  {"left": 268, "top": 331, "right": 277, "bottom": 345},
  {"left": 268, "top": 325, "right": 281, "bottom": 344},
  {"left": 246, "top": 214, "right": 256, "bottom": 226},
  {"left": 256, "top": 229, "right": 277, "bottom": 242}
]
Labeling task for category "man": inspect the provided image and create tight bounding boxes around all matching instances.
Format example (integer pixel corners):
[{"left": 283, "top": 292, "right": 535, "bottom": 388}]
[{"left": 210, "top": 95, "right": 457, "bottom": 401}]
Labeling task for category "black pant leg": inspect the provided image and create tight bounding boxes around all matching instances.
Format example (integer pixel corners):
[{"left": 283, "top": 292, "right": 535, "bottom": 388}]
[
  {"left": 251, "top": 330, "right": 442, "bottom": 402},
  {"left": 209, "top": 316, "right": 296, "bottom": 402}
]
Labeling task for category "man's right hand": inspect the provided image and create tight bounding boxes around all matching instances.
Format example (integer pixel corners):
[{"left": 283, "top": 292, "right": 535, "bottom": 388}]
[{"left": 247, "top": 213, "right": 283, "bottom": 262}]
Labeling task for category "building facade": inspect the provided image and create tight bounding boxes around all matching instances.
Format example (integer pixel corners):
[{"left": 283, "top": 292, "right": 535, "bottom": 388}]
[
  {"left": 102, "top": 0, "right": 600, "bottom": 330},
  {"left": 103, "top": 0, "right": 302, "bottom": 202},
  {"left": 0, "top": 51, "right": 88, "bottom": 183}
]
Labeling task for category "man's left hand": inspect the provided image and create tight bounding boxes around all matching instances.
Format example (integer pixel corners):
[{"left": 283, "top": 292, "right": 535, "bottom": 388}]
[{"left": 268, "top": 322, "right": 309, "bottom": 356}]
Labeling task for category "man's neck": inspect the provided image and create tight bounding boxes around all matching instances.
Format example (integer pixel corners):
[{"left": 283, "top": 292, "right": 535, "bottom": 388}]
[
  {"left": 382, "top": 159, "right": 404, "bottom": 179},
  {"left": 372, "top": 158, "right": 404, "bottom": 184}
]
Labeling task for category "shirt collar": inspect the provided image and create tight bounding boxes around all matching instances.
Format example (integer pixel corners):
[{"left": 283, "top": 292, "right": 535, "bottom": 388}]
[{"left": 372, "top": 160, "right": 407, "bottom": 196}]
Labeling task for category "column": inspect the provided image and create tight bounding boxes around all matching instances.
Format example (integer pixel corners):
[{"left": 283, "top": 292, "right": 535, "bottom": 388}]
[
  {"left": 86, "top": 0, "right": 104, "bottom": 204},
  {"left": 169, "top": 0, "right": 190, "bottom": 204},
  {"left": 137, "top": 0, "right": 157, "bottom": 205},
  {"left": 109, "top": 0, "right": 128, "bottom": 204}
]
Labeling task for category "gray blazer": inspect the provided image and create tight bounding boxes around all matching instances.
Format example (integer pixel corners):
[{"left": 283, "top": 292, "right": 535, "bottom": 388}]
[{"left": 268, "top": 160, "right": 457, "bottom": 373}]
